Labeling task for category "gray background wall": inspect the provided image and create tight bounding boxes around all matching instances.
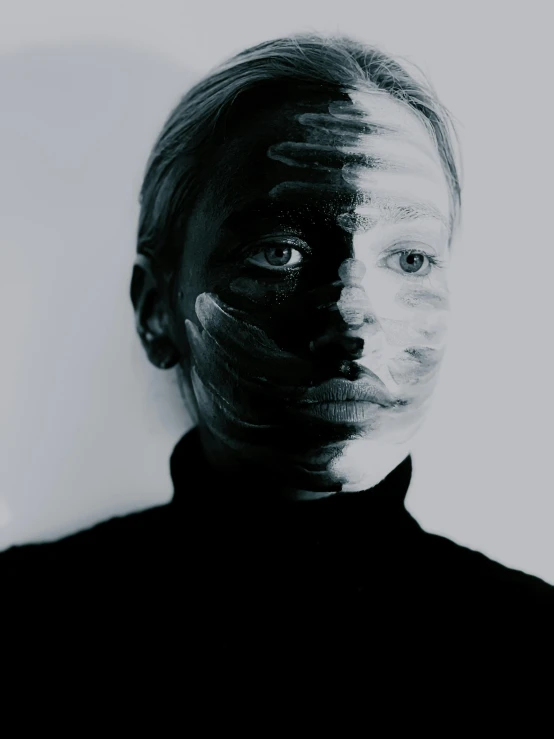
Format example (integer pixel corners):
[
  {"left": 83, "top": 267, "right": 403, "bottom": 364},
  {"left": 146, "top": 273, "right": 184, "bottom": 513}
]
[{"left": 2, "top": 0, "right": 553, "bottom": 584}]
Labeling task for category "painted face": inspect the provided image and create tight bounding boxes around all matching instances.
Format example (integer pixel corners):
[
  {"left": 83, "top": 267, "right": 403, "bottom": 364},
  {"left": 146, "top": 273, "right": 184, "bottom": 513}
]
[{"left": 177, "top": 86, "right": 452, "bottom": 495}]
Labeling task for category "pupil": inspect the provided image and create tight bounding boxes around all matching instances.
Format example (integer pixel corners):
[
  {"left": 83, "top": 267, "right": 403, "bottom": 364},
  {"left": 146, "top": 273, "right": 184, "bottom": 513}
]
[
  {"left": 400, "top": 253, "right": 424, "bottom": 273},
  {"left": 265, "top": 246, "right": 292, "bottom": 266}
]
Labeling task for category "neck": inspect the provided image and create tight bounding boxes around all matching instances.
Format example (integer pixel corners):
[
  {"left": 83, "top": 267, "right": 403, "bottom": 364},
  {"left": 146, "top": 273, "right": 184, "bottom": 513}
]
[
  {"left": 196, "top": 423, "right": 411, "bottom": 500},
  {"left": 197, "top": 424, "right": 337, "bottom": 500},
  {"left": 170, "top": 426, "right": 415, "bottom": 520}
]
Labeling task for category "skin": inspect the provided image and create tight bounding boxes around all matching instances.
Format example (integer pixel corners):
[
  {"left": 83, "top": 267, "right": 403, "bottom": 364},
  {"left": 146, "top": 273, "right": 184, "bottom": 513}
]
[{"left": 134, "top": 85, "right": 453, "bottom": 499}]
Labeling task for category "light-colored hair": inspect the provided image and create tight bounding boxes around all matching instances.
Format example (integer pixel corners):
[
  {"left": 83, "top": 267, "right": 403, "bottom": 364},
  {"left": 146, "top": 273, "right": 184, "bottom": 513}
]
[{"left": 137, "top": 33, "right": 462, "bottom": 282}]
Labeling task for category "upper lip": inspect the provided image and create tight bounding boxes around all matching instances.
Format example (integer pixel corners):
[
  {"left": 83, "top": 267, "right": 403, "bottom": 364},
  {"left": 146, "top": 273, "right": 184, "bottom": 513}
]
[{"left": 297, "top": 369, "right": 396, "bottom": 408}]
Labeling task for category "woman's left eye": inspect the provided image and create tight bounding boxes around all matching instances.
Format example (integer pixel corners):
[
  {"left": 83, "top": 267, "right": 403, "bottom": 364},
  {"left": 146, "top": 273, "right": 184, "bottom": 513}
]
[
  {"left": 245, "top": 244, "right": 305, "bottom": 270},
  {"left": 385, "top": 250, "right": 435, "bottom": 276}
]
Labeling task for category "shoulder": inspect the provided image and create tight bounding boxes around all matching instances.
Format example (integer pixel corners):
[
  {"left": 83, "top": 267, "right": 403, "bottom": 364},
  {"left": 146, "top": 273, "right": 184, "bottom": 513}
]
[
  {"left": 413, "top": 526, "right": 554, "bottom": 609},
  {"left": 0, "top": 500, "right": 173, "bottom": 575}
]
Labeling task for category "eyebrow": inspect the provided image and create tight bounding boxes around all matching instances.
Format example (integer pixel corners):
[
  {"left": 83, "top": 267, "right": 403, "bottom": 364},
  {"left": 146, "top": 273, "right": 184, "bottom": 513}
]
[
  {"left": 221, "top": 195, "right": 449, "bottom": 238},
  {"left": 222, "top": 199, "right": 295, "bottom": 230},
  {"left": 343, "top": 200, "right": 450, "bottom": 232}
]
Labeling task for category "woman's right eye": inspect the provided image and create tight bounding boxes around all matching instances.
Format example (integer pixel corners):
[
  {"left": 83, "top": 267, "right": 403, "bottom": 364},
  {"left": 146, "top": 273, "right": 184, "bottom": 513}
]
[{"left": 245, "top": 242, "right": 307, "bottom": 270}]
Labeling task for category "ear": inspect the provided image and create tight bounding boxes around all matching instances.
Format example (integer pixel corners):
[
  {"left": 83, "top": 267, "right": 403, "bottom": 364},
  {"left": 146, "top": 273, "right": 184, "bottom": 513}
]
[{"left": 130, "top": 255, "right": 180, "bottom": 370}]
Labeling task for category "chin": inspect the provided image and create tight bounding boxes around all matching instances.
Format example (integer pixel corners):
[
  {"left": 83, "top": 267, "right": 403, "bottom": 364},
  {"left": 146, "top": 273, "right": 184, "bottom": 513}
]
[{"left": 328, "top": 437, "right": 414, "bottom": 493}]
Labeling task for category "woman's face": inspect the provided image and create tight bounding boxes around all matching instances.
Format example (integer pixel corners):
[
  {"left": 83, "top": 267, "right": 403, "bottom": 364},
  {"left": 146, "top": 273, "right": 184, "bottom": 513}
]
[{"left": 175, "top": 87, "right": 452, "bottom": 494}]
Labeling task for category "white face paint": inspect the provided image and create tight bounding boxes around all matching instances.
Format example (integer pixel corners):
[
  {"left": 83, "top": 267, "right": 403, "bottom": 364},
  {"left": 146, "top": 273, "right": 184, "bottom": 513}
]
[
  {"left": 180, "top": 86, "right": 455, "bottom": 497},
  {"left": 273, "top": 91, "right": 452, "bottom": 491}
]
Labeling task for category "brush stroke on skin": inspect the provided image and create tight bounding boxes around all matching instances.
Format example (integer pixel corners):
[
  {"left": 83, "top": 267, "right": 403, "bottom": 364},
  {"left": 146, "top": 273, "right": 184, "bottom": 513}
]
[{"left": 182, "top": 85, "right": 451, "bottom": 496}]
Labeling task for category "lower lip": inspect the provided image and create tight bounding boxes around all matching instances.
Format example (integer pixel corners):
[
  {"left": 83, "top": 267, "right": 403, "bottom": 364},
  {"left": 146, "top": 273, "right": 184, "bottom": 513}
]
[{"left": 294, "top": 400, "right": 384, "bottom": 424}]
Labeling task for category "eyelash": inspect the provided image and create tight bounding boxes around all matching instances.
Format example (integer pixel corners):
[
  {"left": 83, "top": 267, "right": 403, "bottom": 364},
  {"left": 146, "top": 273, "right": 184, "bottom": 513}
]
[
  {"left": 242, "top": 240, "right": 444, "bottom": 277},
  {"left": 383, "top": 248, "right": 444, "bottom": 278},
  {"left": 243, "top": 237, "right": 311, "bottom": 271}
]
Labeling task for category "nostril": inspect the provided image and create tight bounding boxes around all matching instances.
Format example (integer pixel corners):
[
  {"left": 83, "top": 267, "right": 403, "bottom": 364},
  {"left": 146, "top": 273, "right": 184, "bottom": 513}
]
[
  {"left": 310, "top": 333, "right": 365, "bottom": 360},
  {"left": 341, "top": 335, "right": 365, "bottom": 358}
]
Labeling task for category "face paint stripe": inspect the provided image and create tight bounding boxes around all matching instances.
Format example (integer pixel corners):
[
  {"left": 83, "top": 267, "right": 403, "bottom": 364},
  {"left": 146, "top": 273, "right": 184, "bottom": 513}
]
[
  {"left": 184, "top": 87, "right": 452, "bottom": 494},
  {"left": 267, "top": 141, "right": 386, "bottom": 172}
]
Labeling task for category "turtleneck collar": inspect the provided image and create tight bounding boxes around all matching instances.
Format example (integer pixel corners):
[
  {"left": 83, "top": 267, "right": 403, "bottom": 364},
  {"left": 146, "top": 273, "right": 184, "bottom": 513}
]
[{"left": 170, "top": 426, "right": 415, "bottom": 519}]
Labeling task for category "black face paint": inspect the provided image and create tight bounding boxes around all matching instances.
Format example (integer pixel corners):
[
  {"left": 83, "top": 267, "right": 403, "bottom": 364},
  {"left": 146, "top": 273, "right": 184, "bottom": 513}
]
[
  {"left": 185, "top": 290, "right": 394, "bottom": 492},
  {"left": 180, "top": 87, "right": 452, "bottom": 494}
]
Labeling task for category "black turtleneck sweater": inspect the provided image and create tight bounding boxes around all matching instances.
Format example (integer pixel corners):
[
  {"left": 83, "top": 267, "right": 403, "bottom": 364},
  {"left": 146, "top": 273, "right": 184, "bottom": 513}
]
[{"left": 2, "top": 427, "right": 553, "bottom": 650}]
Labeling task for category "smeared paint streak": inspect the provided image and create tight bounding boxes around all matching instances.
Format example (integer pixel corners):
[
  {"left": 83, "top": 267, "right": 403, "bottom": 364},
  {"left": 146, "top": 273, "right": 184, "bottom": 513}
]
[
  {"left": 309, "top": 258, "right": 376, "bottom": 354},
  {"left": 351, "top": 198, "right": 449, "bottom": 230},
  {"left": 330, "top": 91, "right": 439, "bottom": 161},
  {"left": 338, "top": 258, "right": 366, "bottom": 285},
  {"left": 334, "top": 258, "right": 372, "bottom": 329},
  {"left": 267, "top": 142, "right": 386, "bottom": 171},
  {"left": 305, "top": 258, "right": 405, "bottom": 397},
  {"left": 184, "top": 89, "right": 453, "bottom": 495},
  {"left": 299, "top": 107, "right": 396, "bottom": 137},
  {"left": 191, "top": 292, "right": 314, "bottom": 386},
  {"left": 379, "top": 316, "right": 447, "bottom": 346},
  {"left": 266, "top": 90, "right": 450, "bottom": 234},
  {"left": 335, "top": 286, "right": 373, "bottom": 329},
  {"left": 397, "top": 289, "right": 449, "bottom": 309},
  {"left": 388, "top": 346, "right": 443, "bottom": 385},
  {"left": 336, "top": 212, "right": 376, "bottom": 233}
]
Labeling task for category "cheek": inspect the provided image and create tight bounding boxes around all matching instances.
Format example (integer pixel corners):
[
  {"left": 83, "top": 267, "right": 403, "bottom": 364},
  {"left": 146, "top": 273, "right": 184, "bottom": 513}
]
[
  {"left": 178, "top": 250, "right": 206, "bottom": 318},
  {"left": 385, "top": 303, "right": 450, "bottom": 388},
  {"left": 228, "top": 273, "right": 303, "bottom": 308},
  {"left": 363, "top": 267, "right": 451, "bottom": 386},
  {"left": 363, "top": 266, "right": 450, "bottom": 337}
]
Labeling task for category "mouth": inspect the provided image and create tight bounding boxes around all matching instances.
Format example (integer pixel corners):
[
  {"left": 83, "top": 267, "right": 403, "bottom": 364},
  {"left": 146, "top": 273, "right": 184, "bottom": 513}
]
[{"left": 293, "top": 369, "right": 403, "bottom": 424}]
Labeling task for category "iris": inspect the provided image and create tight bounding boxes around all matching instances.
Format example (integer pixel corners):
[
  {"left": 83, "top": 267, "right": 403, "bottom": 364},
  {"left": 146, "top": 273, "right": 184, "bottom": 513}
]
[{"left": 399, "top": 252, "right": 425, "bottom": 273}]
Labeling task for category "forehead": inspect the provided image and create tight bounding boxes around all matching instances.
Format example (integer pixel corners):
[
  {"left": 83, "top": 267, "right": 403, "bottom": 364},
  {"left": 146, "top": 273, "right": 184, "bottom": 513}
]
[{"left": 199, "top": 86, "right": 451, "bottom": 230}]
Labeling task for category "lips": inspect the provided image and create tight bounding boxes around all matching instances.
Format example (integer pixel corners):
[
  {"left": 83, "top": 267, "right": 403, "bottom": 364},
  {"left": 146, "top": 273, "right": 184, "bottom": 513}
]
[{"left": 296, "top": 369, "right": 397, "bottom": 409}]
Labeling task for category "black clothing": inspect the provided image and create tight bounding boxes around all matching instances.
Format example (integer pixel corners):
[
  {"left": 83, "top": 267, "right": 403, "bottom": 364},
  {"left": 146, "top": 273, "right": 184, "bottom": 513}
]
[{"left": 2, "top": 427, "right": 553, "bottom": 655}]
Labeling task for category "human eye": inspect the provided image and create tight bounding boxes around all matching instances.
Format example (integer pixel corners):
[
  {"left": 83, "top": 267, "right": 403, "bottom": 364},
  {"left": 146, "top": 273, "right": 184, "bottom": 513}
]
[
  {"left": 381, "top": 244, "right": 444, "bottom": 277},
  {"left": 244, "top": 236, "right": 310, "bottom": 271}
]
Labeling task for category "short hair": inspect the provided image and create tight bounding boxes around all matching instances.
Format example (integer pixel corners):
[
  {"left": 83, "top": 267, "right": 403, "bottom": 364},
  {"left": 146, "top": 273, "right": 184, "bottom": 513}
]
[{"left": 136, "top": 33, "right": 462, "bottom": 287}]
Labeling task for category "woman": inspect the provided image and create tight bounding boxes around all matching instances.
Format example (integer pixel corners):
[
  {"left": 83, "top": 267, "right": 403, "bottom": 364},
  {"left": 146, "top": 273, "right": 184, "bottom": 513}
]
[{"left": 3, "top": 34, "right": 553, "bottom": 648}]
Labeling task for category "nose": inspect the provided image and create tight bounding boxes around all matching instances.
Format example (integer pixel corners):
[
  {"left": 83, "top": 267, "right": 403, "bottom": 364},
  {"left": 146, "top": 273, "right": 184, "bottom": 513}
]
[{"left": 309, "top": 258, "right": 378, "bottom": 360}]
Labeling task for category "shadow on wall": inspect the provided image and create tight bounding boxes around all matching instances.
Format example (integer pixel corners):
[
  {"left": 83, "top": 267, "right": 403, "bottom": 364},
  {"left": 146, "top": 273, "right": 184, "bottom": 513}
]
[{"left": 0, "top": 42, "right": 194, "bottom": 549}]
